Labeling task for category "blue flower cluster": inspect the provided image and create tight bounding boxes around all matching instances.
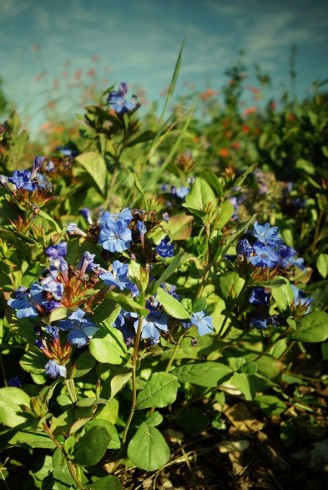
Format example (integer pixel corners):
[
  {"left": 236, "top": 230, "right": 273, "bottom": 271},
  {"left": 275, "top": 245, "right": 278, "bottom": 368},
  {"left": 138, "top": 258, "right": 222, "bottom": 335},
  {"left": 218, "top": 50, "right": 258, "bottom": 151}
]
[
  {"left": 248, "top": 284, "right": 313, "bottom": 329},
  {"left": 114, "top": 297, "right": 169, "bottom": 346},
  {"left": 107, "top": 82, "right": 138, "bottom": 115},
  {"left": 156, "top": 236, "right": 174, "bottom": 258},
  {"left": 1, "top": 156, "right": 49, "bottom": 192},
  {"left": 114, "top": 286, "right": 214, "bottom": 346},
  {"left": 98, "top": 207, "right": 133, "bottom": 253},
  {"left": 7, "top": 242, "right": 104, "bottom": 379},
  {"left": 237, "top": 221, "right": 304, "bottom": 269},
  {"left": 236, "top": 222, "right": 312, "bottom": 329}
]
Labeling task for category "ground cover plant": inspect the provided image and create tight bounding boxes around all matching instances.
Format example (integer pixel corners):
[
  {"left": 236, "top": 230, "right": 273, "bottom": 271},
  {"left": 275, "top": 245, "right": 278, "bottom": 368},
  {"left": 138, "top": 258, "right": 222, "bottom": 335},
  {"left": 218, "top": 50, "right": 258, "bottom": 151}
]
[{"left": 0, "top": 54, "right": 328, "bottom": 489}]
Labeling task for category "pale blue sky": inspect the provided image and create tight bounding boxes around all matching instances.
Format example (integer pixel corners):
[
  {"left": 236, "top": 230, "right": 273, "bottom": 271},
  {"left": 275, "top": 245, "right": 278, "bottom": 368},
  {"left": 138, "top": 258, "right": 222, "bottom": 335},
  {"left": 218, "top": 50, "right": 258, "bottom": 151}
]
[{"left": 1, "top": 0, "right": 327, "bottom": 136}]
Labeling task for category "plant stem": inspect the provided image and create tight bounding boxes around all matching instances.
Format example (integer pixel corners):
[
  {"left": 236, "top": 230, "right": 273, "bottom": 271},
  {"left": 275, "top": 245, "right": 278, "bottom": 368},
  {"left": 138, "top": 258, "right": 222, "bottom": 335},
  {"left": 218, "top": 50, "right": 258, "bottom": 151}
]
[
  {"left": 253, "top": 334, "right": 285, "bottom": 362},
  {"left": 121, "top": 315, "right": 144, "bottom": 446},
  {"left": 65, "top": 377, "right": 77, "bottom": 403},
  {"left": 43, "top": 422, "right": 86, "bottom": 490},
  {"left": 0, "top": 353, "right": 7, "bottom": 387},
  {"left": 165, "top": 333, "right": 185, "bottom": 373}
]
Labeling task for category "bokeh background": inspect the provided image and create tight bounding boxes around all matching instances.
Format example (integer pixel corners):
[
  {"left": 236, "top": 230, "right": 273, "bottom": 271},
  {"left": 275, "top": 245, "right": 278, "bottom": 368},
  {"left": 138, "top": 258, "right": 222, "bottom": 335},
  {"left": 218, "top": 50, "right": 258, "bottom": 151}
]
[{"left": 1, "top": 0, "right": 327, "bottom": 137}]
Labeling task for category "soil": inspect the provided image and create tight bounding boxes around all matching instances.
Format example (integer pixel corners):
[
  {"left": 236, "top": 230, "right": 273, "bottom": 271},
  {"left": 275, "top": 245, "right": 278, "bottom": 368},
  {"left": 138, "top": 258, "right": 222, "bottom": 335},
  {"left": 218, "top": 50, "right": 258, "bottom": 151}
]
[{"left": 113, "top": 399, "right": 328, "bottom": 490}]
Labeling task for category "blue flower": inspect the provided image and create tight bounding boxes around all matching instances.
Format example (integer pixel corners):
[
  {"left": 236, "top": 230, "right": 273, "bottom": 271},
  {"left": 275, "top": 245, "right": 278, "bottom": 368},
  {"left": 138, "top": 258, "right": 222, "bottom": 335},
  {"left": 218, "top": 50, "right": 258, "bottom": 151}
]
[
  {"left": 45, "top": 359, "right": 67, "bottom": 378},
  {"left": 107, "top": 83, "right": 138, "bottom": 115},
  {"left": 291, "top": 285, "right": 313, "bottom": 313},
  {"left": 114, "top": 309, "right": 136, "bottom": 346},
  {"left": 249, "top": 243, "right": 280, "bottom": 268},
  {"left": 56, "top": 146, "right": 78, "bottom": 158},
  {"left": 43, "top": 300, "right": 62, "bottom": 312},
  {"left": 58, "top": 309, "right": 99, "bottom": 348},
  {"left": 40, "top": 274, "right": 64, "bottom": 300},
  {"left": 132, "top": 309, "right": 169, "bottom": 342},
  {"left": 278, "top": 245, "right": 305, "bottom": 270},
  {"left": 171, "top": 186, "right": 190, "bottom": 199},
  {"left": 45, "top": 160, "right": 55, "bottom": 172},
  {"left": 8, "top": 165, "right": 49, "bottom": 191},
  {"left": 98, "top": 220, "right": 132, "bottom": 253},
  {"left": 77, "top": 251, "right": 101, "bottom": 274},
  {"left": 31, "top": 155, "right": 46, "bottom": 175},
  {"left": 160, "top": 282, "right": 180, "bottom": 300},
  {"left": 45, "top": 325, "right": 59, "bottom": 338},
  {"left": 8, "top": 170, "right": 35, "bottom": 191},
  {"left": 137, "top": 220, "right": 147, "bottom": 237},
  {"left": 190, "top": 311, "right": 213, "bottom": 336},
  {"left": 250, "top": 315, "right": 271, "bottom": 329},
  {"left": 8, "top": 377, "right": 22, "bottom": 387},
  {"left": 249, "top": 287, "right": 270, "bottom": 306},
  {"left": 156, "top": 237, "right": 174, "bottom": 258},
  {"left": 236, "top": 238, "right": 253, "bottom": 257},
  {"left": 8, "top": 283, "right": 44, "bottom": 318},
  {"left": 45, "top": 242, "right": 67, "bottom": 259},
  {"left": 253, "top": 222, "right": 283, "bottom": 246},
  {"left": 99, "top": 207, "right": 133, "bottom": 226},
  {"left": 80, "top": 207, "right": 93, "bottom": 224},
  {"left": 66, "top": 223, "right": 87, "bottom": 237},
  {"left": 99, "top": 260, "right": 134, "bottom": 291}
]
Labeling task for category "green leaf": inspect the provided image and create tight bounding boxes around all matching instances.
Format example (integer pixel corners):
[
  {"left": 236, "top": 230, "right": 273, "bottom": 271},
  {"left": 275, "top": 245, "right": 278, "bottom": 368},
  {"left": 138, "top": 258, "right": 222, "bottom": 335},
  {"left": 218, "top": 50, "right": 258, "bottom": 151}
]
[
  {"left": 254, "top": 277, "right": 288, "bottom": 288},
  {"left": 255, "top": 395, "right": 287, "bottom": 416},
  {"left": 73, "top": 351, "right": 96, "bottom": 378},
  {"left": 37, "top": 210, "right": 62, "bottom": 233},
  {"left": 86, "top": 475, "right": 122, "bottom": 490},
  {"left": 49, "top": 307, "right": 71, "bottom": 323},
  {"left": 89, "top": 327, "right": 127, "bottom": 365},
  {"left": 73, "top": 426, "right": 111, "bottom": 466},
  {"left": 171, "top": 362, "right": 232, "bottom": 388},
  {"left": 173, "top": 407, "right": 210, "bottom": 435},
  {"left": 192, "top": 298, "right": 207, "bottom": 313},
  {"left": 201, "top": 169, "right": 224, "bottom": 197},
  {"left": 232, "top": 372, "right": 256, "bottom": 401},
  {"left": 218, "top": 272, "right": 245, "bottom": 300},
  {"left": 183, "top": 177, "right": 217, "bottom": 215},
  {"left": 295, "top": 158, "right": 315, "bottom": 175},
  {"left": 93, "top": 300, "right": 121, "bottom": 328},
  {"left": 136, "top": 372, "right": 178, "bottom": 409},
  {"left": 167, "top": 214, "right": 193, "bottom": 241},
  {"left": 214, "top": 213, "right": 259, "bottom": 262},
  {"left": 157, "top": 40, "right": 184, "bottom": 125},
  {"left": 126, "top": 130, "right": 156, "bottom": 147},
  {"left": 20, "top": 346, "right": 47, "bottom": 374},
  {"left": 214, "top": 200, "right": 235, "bottom": 229},
  {"left": 107, "top": 291, "right": 149, "bottom": 316},
  {"left": 52, "top": 448, "right": 76, "bottom": 488},
  {"left": 84, "top": 419, "right": 120, "bottom": 450},
  {"left": 146, "top": 411, "right": 163, "bottom": 427},
  {"left": 150, "top": 251, "right": 185, "bottom": 294},
  {"left": 76, "top": 397, "right": 106, "bottom": 408},
  {"left": 317, "top": 253, "right": 328, "bottom": 278},
  {"left": 110, "top": 366, "right": 132, "bottom": 400},
  {"left": 127, "top": 423, "right": 170, "bottom": 471},
  {"left": 143, "top": 108, "right": 193, "bottom": 193},
  {"left": 288, "top": 312, "right": 328, "bottom": 342},
  {"left": 0, "top": 387, "right": 30, "bottom": 427},
  {"left": 8, "top": 430, "right": 56, "bottom": 449},
  {"left": 74, "top": 151, "right": 108, "bottom": 196},
  {"left": 272, "top": 283, "right": 294, "bottom": 312},
  {"left": 156, "top": 287, "right": 190, "bottom": 319}
]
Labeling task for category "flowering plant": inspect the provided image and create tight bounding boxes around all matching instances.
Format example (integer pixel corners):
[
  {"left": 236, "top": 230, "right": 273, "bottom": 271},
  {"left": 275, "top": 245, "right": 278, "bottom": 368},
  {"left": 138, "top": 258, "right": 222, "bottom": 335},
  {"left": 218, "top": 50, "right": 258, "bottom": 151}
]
[{"left": 0, "top": 71, "right": 327, "bottom": 488}]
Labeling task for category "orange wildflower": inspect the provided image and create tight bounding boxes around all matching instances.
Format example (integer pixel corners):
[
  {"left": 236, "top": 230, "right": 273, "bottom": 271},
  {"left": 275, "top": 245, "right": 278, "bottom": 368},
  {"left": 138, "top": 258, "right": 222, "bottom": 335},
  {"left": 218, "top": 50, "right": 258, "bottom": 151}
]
[{"left": 219, "top": 148, "right": 229, "bottom": 158}]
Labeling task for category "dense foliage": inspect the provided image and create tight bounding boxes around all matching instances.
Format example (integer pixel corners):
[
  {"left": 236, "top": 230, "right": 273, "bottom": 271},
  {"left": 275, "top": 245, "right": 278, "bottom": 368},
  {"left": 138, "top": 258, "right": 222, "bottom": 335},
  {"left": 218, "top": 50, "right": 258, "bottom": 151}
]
[{"left": 0, "top": 56, "right": 327, "bottom": 489}]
